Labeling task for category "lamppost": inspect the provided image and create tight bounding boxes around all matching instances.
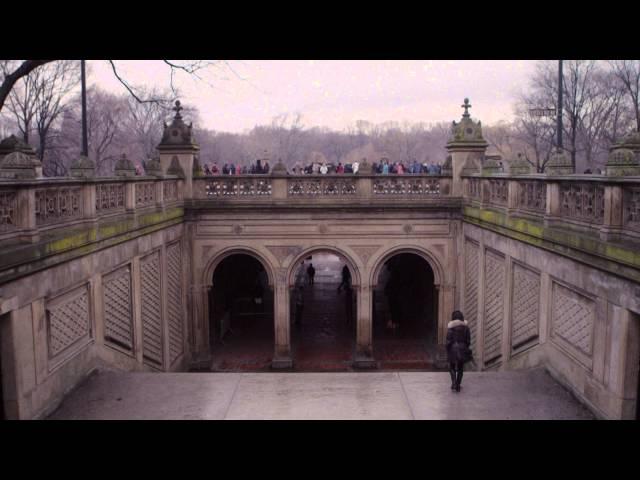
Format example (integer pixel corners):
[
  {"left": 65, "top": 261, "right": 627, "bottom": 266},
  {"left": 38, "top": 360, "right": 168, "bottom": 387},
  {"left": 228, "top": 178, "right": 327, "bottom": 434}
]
[
  {"left": 557, "top": 59, "right": 563, "bottom": 152},
  {"left": 81, "top": 59, "right": 88, "bottom": 157}
]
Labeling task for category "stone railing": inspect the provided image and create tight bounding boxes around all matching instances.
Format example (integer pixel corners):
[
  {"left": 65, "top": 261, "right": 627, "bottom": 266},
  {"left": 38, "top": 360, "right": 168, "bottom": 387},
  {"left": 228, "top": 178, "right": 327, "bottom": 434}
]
[
  {"left": 192, "top": 174, "right": 452, "bottom": 202},
  {"left": 461, "top": 173, "right": 640, "bottom": 242},
  {"left": 0, "top": 175, "right": 184, "bottom": 243}
]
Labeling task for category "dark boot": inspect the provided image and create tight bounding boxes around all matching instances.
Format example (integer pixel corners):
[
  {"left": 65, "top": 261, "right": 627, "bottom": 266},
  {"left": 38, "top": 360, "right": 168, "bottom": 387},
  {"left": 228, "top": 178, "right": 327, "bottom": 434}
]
[
  {"left": 456, "top": 367, "right": 463, "bottom": 392},
  {"left": 449, "top": 369, "right": 456, "bottom": 390}
]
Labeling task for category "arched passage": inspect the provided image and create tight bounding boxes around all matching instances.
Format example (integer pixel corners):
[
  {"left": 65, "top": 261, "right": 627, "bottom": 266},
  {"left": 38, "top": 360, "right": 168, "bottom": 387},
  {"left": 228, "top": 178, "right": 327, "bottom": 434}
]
[
  {"left": 371, "top": 251, "right": 440, "bottom": 369},
  {"left": 287, "top": 248, "right": 359, "bottom": 370},
  {"left": 207, "top": 252, "right": 274, "bottom": 370}
]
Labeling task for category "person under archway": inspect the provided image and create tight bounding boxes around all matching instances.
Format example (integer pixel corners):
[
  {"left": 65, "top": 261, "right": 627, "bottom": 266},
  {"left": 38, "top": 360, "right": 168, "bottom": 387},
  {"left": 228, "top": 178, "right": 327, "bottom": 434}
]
[
  {"left": 447, "top": 310, "right": 472, "bottom": 392},
  {"left": 307, "top": 263, "right": 316, "bottom": 285},
  {"left": 337, "top": 265, "right": 351, "bottom": 293}
]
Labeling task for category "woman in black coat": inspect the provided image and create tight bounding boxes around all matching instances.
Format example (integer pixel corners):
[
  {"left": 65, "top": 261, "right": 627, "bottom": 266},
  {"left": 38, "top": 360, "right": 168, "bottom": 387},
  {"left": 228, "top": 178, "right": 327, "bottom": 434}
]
[{"left": 446, "top": 310, "right": 471, "bottom": 392}]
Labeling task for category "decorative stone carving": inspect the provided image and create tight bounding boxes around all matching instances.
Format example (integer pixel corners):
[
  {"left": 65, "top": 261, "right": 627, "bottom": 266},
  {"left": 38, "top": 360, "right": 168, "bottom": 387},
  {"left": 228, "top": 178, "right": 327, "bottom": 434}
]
[
  {"left": 266, "top": 245, "right": 303, "bottom": 265},
  {"left": 403, "top": 224, "right": 413, "bottom": 234},
  {"left": 166, "top": 241, "right": 184, "bottom": 364},
  {"left": 141, "top": 252, "right": 163, "bottom": 367},
  {"left": 144, "top": 157, "right": 163, "bottom": 177},
  {"left": 0, "top": 134, "right": 42, "bottom": 179},
  {"left": 357, "top": 157, "right": 373, "bottom": 175},
  {"left": 464, "top": 240, "right": 479, "bottom": 348},
  {"left": 546, "top": 149, "right": 573, "bottom": 175},
  {"left": 488, "top": 179, "right": 508, "bottom": 206},
  {"left": 511, "top": 264, "right": 540, "bottom": 351},
  {"left": 349, "top": 245, "right": 381, "bottom": 266},
  {"left": 232, "top": 224, "right": 243, "bottom": 234},
  {"left": 35, "top": 187, "right": 83, "bottom": 226},
  {"left": 559, "top": 182, "right": 604, "bottom": 224},
  {"left": 69, "top": 155, "right": 96, "bottom": 178},
  {"left": 517, "top": 181, "right": 546, "bottom": 212},
  {"left": 163, "top": 180, "right": 178, "bottom": 201},
  {"left": 551, "top": 282, "right": 594, "bottom": 357},
  {"left": 114, "top": 153, "right": 136, "bottom": 177},
  {"left": 461, "top": 153, "right": 481, "bottom": 175},
  {"left": 158, "top": 101, "right": 198, "bottom": 148},
  {"left": 441, "top": 155, "right": 453, "bottom": 176},
  {"left": 192, "top": 155, "right": 204, "bottom": 177},
  {"left": 606, "top": 144, "right": 640, "bottom": 177},
  {"left": 167, "top": 156, "right": 185, "bottom": 177},
  {"left": 95, "top": 183, "right": 125, "bottom": 214},
  {"left": 448, "top": 99, "right": 486, "bottom": 142},
  {"left": 135, "top": 182, "right": 155, "bottom": 206},
  {"left": 103, "top": 266, "right": 134, "bottom": 352},
  {"left": 372, "top": 178, "right": 441, "bottom": 195},
  {"left": 204, "top": 178, "right": 272, "bottom": 197},
  {"left": 483, "top": 250, "right": 505, "bottom": 365},
  {"left": 509, "top": 153, "right": 532, "bottom": 175},
  {"left": 271, "top": 158, "right": 288, "bottom": 175},
  {"left": 482, "top": 155, "right": 503, "bottom": 175},
  {"left": 0, "top": 190, "right": 17, "bottom": 232},
  {"left": 318, "top": 224, "right": 328, "bottom": 234},
  {"left": 623, "top": 186, "right": 640, "bottom": 228},
  {"left": 47, "top": 285, "right": 91, "bottom": 358}
]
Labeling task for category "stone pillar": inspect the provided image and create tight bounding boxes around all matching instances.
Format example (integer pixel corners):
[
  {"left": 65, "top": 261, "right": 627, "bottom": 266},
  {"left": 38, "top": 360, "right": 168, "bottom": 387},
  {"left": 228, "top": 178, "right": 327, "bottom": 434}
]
[
  {"left": 354, "top": 280, "right": 376, "bottom": 369},
  {"left": 156, "top": 101, "right": 199, "bottom": 200},
  {"left": 544, "top": 182, "right": 561, "bottom": 227},
  {"left": 16, "top": 188, "right": 38, "bottom": 242},
  {"left": 190, "top": 284, "right": 211, "bottom": 368},
  {"left": 604, "top": 305, "right": 639, "bottom": 419},
  {"left": 131, "top": 256, "right": 144, "bottom": 366},
  {"left": 82, "top": 183, "right": 96, "bottom": 221},
  {"left": 446, "top": 98, "right": 488, "bottom": 197},
  {"left": 272, "top": 269, "right": 292, "bottom": 369},
  {"left": 507, "top": 180, "right": 519, "bottom": 215},
  {"left": 601, "top": 184, "right": 623, "bottom": 241}
]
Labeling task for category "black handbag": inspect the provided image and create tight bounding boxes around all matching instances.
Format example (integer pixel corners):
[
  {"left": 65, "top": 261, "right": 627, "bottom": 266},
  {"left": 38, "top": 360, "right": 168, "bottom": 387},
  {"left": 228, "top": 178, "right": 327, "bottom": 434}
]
[{"left": 464, "top": 347, "right": 474, "bottom": 363}]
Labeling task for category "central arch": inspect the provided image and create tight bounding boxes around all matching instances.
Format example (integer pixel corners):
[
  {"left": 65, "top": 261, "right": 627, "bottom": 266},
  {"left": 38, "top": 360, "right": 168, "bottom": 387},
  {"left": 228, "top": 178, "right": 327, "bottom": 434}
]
[{"left": 285, "top": 246, "right": 360, "bottom": 370}]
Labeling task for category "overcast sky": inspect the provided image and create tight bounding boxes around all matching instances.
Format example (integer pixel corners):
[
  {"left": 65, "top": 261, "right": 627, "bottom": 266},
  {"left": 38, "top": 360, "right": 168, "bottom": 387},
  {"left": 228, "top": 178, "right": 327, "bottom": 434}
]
[{"left": 89, "top": 60, "right": 538, "bottom": 133}]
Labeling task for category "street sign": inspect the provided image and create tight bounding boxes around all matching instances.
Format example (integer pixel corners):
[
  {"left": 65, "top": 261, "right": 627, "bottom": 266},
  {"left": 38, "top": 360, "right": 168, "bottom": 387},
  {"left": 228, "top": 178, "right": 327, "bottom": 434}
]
[{"left": 529, "top": 107, "right": 556, "bottom": 118}]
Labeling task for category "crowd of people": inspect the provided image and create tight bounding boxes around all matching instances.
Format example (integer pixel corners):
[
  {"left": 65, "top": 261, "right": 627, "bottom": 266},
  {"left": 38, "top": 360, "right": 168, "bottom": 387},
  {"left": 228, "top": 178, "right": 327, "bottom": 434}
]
[
  {"left": 203, "top": 159, "right": 271, "bottom": 176},
  {"left": 199, "top": 158, "right": 446, "bottom": 176}
]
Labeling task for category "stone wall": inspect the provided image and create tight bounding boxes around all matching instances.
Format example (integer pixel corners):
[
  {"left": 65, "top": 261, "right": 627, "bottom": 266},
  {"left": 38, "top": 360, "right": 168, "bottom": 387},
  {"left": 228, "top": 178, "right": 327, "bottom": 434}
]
[
  {"left": 462, "top": 221, "right": 640, "bottom": 419},
  {"left": 0, "top": 222, "right": 189, "bottom": 419}
]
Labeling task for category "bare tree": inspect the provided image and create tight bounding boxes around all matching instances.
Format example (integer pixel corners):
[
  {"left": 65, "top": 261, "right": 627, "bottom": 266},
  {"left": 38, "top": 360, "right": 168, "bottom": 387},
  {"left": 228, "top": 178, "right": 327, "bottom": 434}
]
[
  {"left": 609, "top": 60, "right": 640, "bottom": 133},
  {"left": 0, "top": 60, "right": 235, "bottom": 114}
]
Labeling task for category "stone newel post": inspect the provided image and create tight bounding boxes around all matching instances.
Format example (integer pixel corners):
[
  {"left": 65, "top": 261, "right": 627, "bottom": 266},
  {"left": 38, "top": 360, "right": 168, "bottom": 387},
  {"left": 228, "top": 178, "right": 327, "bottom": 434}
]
[
  {"left": 156, "top": 101, "right": 200, "bottom": 199},
  {"left": 445, "top": 98, "right": 488, "bottom": 197}
]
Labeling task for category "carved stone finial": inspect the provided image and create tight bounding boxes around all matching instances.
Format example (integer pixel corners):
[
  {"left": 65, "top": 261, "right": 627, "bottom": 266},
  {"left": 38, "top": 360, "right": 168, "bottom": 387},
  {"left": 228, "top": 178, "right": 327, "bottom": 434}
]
[
  {"left": 462, "top": 98, "right": 472, "bottom": 118},
  {"left": 173, "top": 100, "right": 183, "bottom": 119},
  {"left": 114, "top": 153, "right": 136, "bottom": 177}
]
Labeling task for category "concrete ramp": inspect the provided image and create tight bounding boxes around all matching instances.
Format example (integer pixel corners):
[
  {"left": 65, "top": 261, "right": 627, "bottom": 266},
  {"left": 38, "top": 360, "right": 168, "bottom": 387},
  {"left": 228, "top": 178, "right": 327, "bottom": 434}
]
[{"left": 48, "top": 368, "right": 595, "bottom": 420}]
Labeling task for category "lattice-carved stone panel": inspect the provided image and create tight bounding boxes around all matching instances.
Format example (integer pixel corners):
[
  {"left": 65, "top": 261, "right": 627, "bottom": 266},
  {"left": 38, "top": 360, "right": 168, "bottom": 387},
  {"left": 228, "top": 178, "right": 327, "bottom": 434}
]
[
  {"left": 560, "top": 183, "right": 604, "bottom": 224},
  {"left": 35, "top": 187, "right": 82, "bottom": 226},
  {"left": 141, "top": 251, "right": 163, "bottom": 367},
  {"left": 483, "top": 250, "right": 505, "bottom": 364},
  {"left": 372, "top": 177, "right": 441, "bottom": 195},
  {"left": 464, "top": 240, "right": 479, "bottom": 348},
  {"left": 166, "top": 241, "right": 184, "bottom": 364},
  {"left": 103, "top": 266, "right": 134, "bottom": 352},
  {"left": 135, "top": 182, "right": 155, "bottom": 206},
  {"left": 551, "top": 282, "right": 594, "bottom": 357},
  {"left": 163, "top": 180, "right": 178, "bottom": 202},
  {"left": 47, "top": 285, "right": 91, "bottom": 358},
  {"left": 488, "top": 179, "right": 508, "bottom": 206},
  {"left": 511, "top": 264, "right": 540, "bottom": 350},
  {"left": 623, "top": 186, "right": 640, "bottom": 231},
  {"left": 517, "top": 181, "right": 546, "bottom": 213},
  {"left": 0, "top": 189, "right": 17, "bottom": 232},
  {"left": 95, "top": 183, "right": 125, "bottom": 214}
]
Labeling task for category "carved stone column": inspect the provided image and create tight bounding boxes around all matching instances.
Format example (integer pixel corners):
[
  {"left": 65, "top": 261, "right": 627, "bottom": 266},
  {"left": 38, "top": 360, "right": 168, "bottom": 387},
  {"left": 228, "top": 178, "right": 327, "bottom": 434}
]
[{"left": 272, "top": 268, "right": 292, "bottom": 369}]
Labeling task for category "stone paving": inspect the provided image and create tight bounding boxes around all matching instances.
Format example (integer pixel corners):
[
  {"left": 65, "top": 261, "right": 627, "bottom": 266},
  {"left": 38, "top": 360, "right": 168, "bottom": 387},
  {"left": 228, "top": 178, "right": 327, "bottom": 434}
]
[{"left": 48, "top": 368, "right": 595, "bottom": 420}]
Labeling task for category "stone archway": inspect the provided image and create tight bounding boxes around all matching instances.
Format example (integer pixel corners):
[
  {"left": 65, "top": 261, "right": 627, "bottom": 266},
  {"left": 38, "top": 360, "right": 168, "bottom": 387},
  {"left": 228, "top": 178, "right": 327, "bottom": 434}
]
[
  {"left": 367, "top": 245, "right": 453, "bottom": 369},
  {"left": 284, "top": 246, "right": 361, "bottom": 370},
  {"left": 201, "top": 247, "right": 277, "bottom": 370}
]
